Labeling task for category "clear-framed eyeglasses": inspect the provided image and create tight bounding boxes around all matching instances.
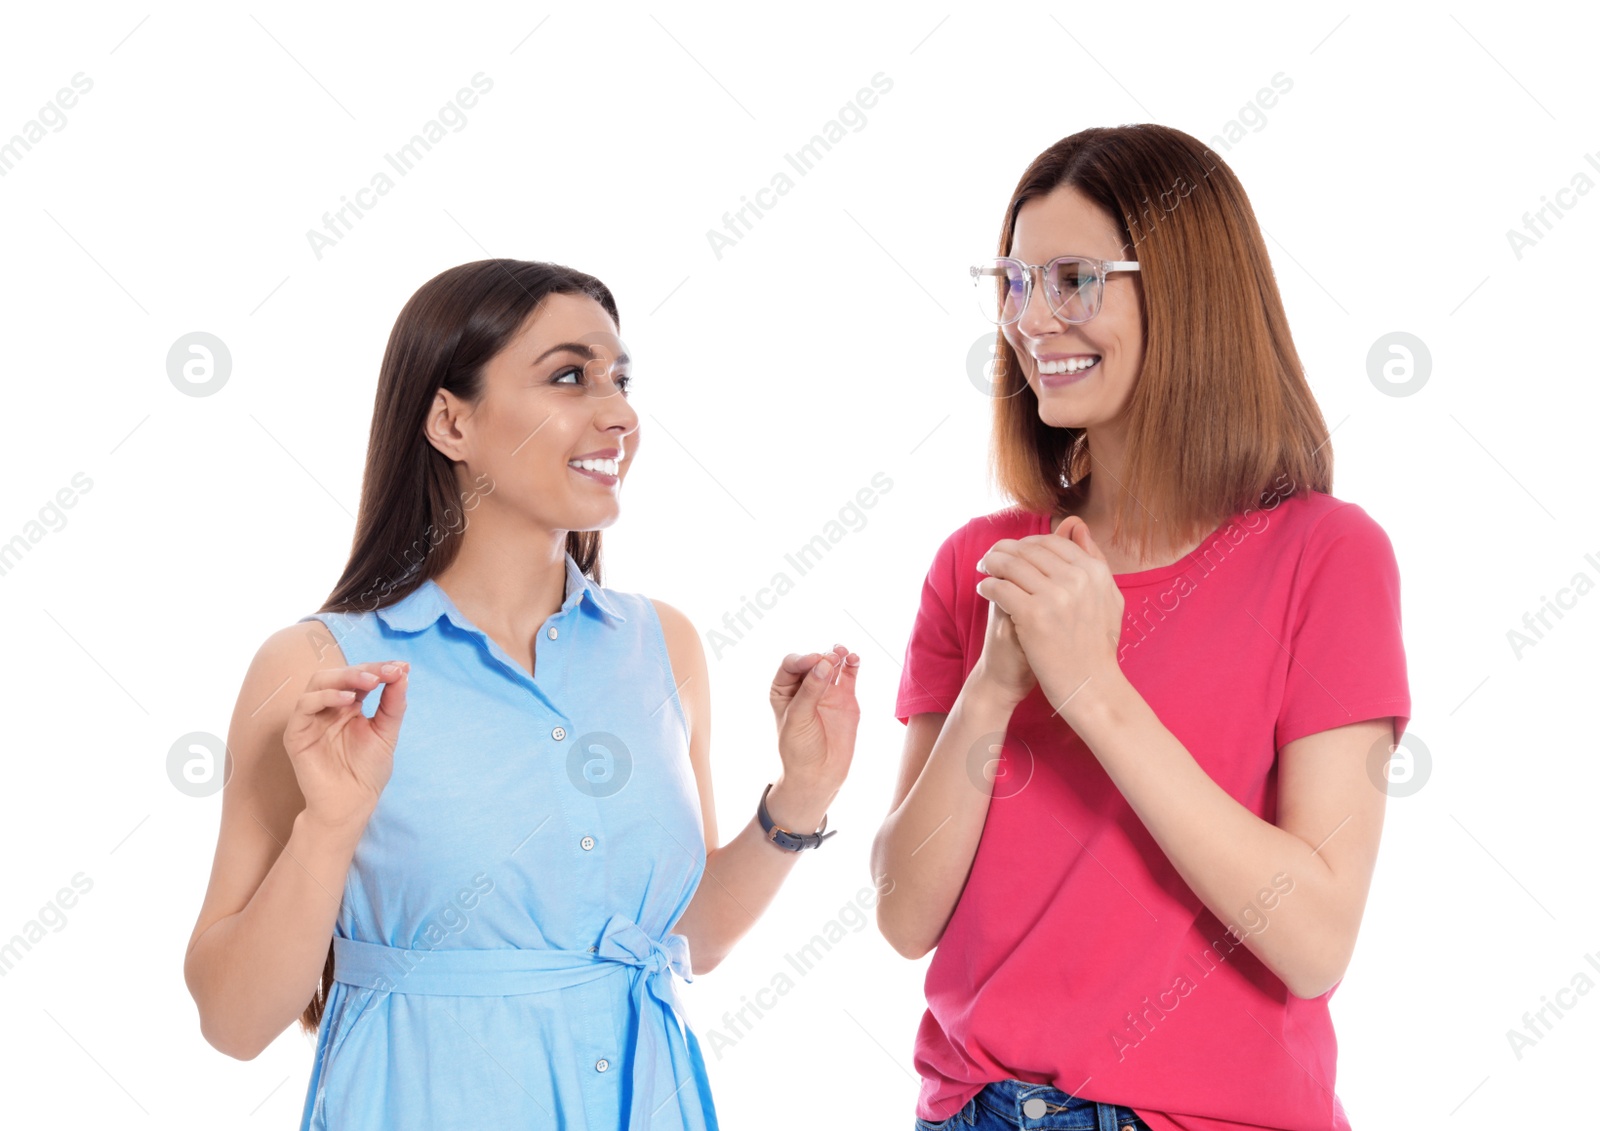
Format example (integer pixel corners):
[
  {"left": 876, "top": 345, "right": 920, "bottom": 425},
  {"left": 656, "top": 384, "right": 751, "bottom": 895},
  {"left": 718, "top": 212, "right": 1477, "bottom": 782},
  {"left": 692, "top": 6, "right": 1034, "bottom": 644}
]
[{"left": 970, "top": 255, "right": 1140, "bottom": 326}]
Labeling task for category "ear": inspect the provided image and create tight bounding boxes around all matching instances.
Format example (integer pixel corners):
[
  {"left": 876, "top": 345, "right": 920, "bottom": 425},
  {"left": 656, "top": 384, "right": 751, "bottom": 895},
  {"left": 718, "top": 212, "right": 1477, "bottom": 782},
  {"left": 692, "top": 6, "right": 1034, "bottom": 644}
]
[{"left": 424, "top": 388, "right": 470, "bottom": 461}]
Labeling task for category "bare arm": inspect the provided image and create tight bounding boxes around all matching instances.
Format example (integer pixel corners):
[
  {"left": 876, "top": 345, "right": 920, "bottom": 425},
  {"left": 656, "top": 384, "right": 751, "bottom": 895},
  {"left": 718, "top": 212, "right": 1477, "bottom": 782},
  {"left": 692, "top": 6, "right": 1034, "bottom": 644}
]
[
  {"left": 980, "top": 519, "right": 1394, "bottom": 999},
  {"left": 868, "top": 671, "right": 1028, "bottom": 959},
  {"left": 870, "top": 568, "right": 1035, "bottom": 959},
  {"left": 182, "top": 622, "right": 403, "bottom": 1058},
  {"left": 1071, "top": 678, "right": 1392, "bottom": 999},
  {"left": 651, "top": 600, "right": 859, "bottom": 974}
]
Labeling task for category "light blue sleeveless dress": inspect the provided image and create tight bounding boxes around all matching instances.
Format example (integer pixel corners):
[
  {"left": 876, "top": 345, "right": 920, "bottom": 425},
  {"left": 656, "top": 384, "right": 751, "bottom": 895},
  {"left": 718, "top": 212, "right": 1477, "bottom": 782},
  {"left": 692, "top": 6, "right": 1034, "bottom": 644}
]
[{"left": 294, "top": 553, "right": 719, "bottom": 1130}]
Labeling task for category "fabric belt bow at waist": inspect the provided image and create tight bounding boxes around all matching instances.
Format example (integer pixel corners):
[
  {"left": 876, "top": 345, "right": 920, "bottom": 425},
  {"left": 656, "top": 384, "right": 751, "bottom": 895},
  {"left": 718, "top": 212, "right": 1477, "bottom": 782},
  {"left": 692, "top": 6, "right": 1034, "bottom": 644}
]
[{"left": 332, "top": 913, "right": 718, "bottom": 1129}]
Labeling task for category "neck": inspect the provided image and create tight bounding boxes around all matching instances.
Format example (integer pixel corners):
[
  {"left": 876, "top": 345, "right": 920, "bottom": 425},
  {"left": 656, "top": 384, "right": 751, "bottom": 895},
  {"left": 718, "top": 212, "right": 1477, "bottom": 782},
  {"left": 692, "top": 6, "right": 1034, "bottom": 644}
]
[
  {"left": 1067, "top": 425, "right": 1189, "bottom": 565},
  {"left": 430, "top": 497, "right": 570, "bottom": 640},
  {"left": 1071, "top": 424, "right": 1127, "bottom": 525}
]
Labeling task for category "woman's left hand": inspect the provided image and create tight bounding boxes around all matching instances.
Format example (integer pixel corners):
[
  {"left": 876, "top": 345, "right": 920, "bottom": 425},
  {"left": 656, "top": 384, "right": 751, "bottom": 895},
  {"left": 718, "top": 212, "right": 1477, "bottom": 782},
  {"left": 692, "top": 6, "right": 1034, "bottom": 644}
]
[
  {"left": 770, "top": 645, "right": 860, "bottom": 800},
  {"left": 975, "top": 517, "right": 1127, "bottom": 725}
]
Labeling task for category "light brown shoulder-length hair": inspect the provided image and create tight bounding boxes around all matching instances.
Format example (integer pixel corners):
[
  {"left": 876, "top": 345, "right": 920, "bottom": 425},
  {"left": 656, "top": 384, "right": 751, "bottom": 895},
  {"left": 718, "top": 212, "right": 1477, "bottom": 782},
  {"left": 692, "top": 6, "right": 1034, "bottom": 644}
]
[
  {"left": 295, "top": 258, "right": 620, "bottom": 1035},
  {"left": 988, "top": 123, "right": 1332, "bottom": 560}
]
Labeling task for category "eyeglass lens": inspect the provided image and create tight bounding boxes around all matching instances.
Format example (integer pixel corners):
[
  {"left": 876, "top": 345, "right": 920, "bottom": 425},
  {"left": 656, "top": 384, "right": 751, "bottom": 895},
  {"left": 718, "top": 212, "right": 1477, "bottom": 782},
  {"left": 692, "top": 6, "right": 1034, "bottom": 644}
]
[{"left": 974, "top": 258, "right": 1101, "bottom": 325}]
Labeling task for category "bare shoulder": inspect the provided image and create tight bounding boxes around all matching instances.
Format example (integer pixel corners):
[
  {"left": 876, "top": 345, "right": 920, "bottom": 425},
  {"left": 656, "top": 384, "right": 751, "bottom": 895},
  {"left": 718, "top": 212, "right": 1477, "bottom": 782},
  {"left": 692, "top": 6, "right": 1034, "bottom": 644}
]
[
  {"left": 238, "top": 620, "right": 349, "bottom": 725},
  {"left": 648, "top": 597, "right": 693, "bottom": 640},
  {"left": 227, "top": 620, "right": 350, "bottom": 804},
  {"left": 647, "top": 598, "right": 709, "bottom": 720},
  {"left": 185, "top": 618, "right": 353, "bottom": 958},
  {"left": 647, "top": 598, "right": 717, "bottom": 846},
  {"left": 647, "top": 599, "right": 707, "bottom": 676}
]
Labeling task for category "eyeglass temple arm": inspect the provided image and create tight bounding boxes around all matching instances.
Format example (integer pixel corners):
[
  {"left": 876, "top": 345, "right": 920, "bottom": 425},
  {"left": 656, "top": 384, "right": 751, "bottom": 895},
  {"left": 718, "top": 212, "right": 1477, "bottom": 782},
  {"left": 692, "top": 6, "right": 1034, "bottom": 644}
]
[{"left": 969, "top": 260, "right": 1141, "bottom": 277}]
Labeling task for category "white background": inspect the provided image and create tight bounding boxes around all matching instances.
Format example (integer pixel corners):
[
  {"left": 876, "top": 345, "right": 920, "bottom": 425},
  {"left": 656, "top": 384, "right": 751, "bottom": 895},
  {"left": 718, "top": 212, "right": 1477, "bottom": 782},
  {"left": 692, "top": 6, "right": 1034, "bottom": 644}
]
[{"left": 1, "top": 1, "right": 1595, "bottom": 1127}]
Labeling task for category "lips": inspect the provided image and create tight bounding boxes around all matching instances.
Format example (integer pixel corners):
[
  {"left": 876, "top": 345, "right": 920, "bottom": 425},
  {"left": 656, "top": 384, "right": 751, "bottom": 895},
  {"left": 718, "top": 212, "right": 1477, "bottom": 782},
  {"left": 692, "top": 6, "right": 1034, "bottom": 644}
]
[
  {"left": 1036, "top": 355, "right": 1100, "bottom": 386},
  {"left": 568, "top": 463, "right": 619, "bottom": 486}
]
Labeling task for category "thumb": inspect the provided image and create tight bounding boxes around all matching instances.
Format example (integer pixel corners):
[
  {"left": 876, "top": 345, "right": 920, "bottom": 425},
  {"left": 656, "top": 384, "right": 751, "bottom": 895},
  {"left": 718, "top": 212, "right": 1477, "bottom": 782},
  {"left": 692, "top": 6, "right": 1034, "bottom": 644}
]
[
  {"left": 1057, "top": 515, "right": 1103, "bottom": 561},
  {"left": 371, "top": 667, "right": 408, "bottom": 747},
  {"left": 783, "top": 654, "right": 835, "bottom": 728}
]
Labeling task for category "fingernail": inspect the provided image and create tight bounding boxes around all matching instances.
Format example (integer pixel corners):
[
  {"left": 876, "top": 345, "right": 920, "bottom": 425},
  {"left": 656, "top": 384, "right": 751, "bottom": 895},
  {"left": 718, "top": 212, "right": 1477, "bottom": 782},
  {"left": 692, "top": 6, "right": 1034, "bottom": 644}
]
[
  {"left": 812, "top": 658, "right": 832, "bottom": 679},
  {"left": 381, "top": 662, "right": 400, "bottom": 674}
]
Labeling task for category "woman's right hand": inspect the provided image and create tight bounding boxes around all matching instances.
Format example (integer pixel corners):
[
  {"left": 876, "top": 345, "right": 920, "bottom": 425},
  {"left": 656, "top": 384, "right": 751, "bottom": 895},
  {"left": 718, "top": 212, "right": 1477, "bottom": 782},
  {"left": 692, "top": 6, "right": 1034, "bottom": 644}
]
[
  {"left": 970, "top": 578, "right": 1036, "bottom": 707},
  {"left": 282, "top": 661, "right": 410, "bottom": 834}
]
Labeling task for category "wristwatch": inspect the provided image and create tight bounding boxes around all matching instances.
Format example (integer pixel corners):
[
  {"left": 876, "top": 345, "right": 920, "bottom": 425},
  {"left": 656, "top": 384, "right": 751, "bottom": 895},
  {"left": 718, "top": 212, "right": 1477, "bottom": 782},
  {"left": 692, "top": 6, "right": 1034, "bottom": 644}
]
[{"left": 757, "top": 782, "right": 837, "bottom": 851}]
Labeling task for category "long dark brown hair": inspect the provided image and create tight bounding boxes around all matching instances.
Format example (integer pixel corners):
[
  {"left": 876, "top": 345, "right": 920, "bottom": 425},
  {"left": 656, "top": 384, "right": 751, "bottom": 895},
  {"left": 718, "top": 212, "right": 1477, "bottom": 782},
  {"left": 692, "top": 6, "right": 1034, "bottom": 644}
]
[
  {"left": 987, "top": 124, "right": 1332, "bottom": 560},
  {"left": 297, "top": 258, "right": 620, "bottom": 1034}
]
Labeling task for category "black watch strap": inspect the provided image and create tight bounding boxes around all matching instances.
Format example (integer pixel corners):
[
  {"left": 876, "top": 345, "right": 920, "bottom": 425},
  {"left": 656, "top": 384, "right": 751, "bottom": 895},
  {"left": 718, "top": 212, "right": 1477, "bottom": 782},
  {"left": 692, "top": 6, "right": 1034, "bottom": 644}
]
[{"left": 757, "top": 782, "right": 836, "bottom": 851}]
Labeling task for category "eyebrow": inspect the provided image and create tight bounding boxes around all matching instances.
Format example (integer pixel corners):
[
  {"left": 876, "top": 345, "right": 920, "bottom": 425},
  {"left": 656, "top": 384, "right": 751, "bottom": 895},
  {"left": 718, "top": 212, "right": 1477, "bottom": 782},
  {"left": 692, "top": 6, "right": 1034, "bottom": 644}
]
[{"left": 531, "top": 342, "right": 631, "bottom": 367}]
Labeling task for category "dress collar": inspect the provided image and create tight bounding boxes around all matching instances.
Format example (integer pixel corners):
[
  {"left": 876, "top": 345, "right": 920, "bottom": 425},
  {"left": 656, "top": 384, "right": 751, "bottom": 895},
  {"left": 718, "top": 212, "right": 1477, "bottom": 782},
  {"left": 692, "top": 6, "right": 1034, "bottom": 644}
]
[{"left": 374, "top": 552, "right": 626, "bottom": 633}]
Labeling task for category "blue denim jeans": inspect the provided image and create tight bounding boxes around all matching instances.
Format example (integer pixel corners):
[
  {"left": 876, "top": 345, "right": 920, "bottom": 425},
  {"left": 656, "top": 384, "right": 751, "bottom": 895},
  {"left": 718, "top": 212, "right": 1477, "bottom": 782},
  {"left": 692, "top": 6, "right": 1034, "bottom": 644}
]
[{"left": 914, "top": 1078, "right": 1153, "bottom": 1131}]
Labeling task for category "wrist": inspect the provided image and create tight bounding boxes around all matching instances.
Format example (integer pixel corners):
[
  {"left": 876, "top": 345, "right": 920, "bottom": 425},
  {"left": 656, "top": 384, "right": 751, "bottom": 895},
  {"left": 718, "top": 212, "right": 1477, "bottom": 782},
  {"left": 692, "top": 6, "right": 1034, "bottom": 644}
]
[
  {"left": 962, "top": 668, "right": 1028, "bottom": 715},
  {"left": 764, "top": 775, "right": 835, "bottom": 834},
  {"left": 1049, "top": 667, "right": 1134, "bottom": 736},
  {"left": 295, "top": 806, "right": 371, "bottom": 851}
]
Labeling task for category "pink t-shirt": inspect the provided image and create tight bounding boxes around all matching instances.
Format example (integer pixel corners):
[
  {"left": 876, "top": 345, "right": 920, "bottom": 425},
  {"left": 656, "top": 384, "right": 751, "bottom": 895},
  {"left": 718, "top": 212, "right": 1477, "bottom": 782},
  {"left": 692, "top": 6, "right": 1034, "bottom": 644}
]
[{"left": 894, "top": 489, "right": 1410, "bottom": 1131}]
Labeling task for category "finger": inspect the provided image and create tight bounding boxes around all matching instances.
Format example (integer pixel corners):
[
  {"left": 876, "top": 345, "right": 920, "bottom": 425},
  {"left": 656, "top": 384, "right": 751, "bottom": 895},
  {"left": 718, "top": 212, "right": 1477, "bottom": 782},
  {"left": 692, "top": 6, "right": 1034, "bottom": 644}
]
[
  {"left": 1024, "top": 529, "right": 1091, "bottom": 567},
  {"left": 977, "top": 547, "right": 1051, "bottom": 595},
  {"left": 305, "top": 661, "right": 410, "bottom": 694},
  {"left": 371, "top": 667, "right": 408, "bottom": 747},
  {"left": 976, "top": 575, "right": 1026, "bottom": 617},
  {"left": 1049, "top": 515, "right": 1104, "bottom": 562},
  {"left": 979, "top": 537, "right": 1026, "bottom": 563},
  {"left": 825, "top": 650, "right": 861, "bottom": 700},
  {"left": 773, "top": 651, "right": 825, "bottom": 696},
  {"left": 785, "top": 652, "right": 836, "bottom": 721},
  {"left": 295, "top": 687, "right": 366, "bottom": 717},
  {"left": 1065, "top": 517, "right": 1103, "bottom": 559},
  {"left": 981, "top": 536, "right": 1077, "bottom": 582}
]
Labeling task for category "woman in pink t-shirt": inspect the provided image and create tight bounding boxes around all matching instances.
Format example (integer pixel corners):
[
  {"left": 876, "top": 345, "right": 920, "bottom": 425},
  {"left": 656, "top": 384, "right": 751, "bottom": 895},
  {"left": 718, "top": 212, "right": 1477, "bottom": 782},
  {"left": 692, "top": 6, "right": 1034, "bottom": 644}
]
[{"left": 871, "top": 124, "right": 1410, "bottom": 1131}]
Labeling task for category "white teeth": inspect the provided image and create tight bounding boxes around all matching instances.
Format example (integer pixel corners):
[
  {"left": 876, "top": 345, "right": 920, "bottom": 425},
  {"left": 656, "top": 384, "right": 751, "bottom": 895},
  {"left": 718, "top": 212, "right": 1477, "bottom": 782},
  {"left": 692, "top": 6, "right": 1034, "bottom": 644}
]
[
  {"left": 1037, "top": 356, "right": 1101, "bottom": 375},
  {"left": 568, "top": 458, "right": 618, "bottom": 476}
]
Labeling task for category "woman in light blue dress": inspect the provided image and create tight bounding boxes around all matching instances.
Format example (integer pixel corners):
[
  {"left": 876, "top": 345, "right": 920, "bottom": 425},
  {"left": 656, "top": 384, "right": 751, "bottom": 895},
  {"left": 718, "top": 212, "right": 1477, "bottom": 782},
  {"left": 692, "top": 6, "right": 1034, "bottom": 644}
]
[{"left": 183, "top": 259, "right": 862, "bottom": 1129}]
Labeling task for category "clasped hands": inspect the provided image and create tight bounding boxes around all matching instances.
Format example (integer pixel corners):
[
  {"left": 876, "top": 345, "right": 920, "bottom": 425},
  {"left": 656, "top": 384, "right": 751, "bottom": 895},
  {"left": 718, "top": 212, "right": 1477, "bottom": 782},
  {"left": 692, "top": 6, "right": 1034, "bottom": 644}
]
[{"left": 974, "top": 516, "right": 1128, "bottom": 725}]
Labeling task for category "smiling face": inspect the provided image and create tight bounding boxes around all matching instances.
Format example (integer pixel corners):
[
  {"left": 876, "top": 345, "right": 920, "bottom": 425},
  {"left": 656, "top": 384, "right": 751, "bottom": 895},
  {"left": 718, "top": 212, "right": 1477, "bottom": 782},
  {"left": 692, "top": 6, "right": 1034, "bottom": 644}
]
[
  {"left": 1003, "top": 183, "right": 1144, "bottom": 436},
  {"left": 425, "top": 290, "right": 639, "bottom": 534}
]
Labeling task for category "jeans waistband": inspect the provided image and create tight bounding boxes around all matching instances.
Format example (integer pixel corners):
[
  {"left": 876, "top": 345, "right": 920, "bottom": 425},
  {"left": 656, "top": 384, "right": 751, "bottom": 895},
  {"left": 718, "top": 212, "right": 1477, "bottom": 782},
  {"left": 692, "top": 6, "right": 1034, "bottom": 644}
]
[{"left": 973, "top": 1078, "right": 1144, "bottom": 1131}]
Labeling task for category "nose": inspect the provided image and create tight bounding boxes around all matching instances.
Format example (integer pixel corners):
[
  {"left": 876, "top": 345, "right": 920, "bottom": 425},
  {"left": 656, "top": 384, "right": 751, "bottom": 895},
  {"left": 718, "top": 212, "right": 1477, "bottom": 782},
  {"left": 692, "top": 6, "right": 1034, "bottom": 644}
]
[
  {"left": 1015, "top": 264, "right": 1063, "bottom": 337},
  {"left": 596, "top": 381, "right": 639, "bottom": 441}
]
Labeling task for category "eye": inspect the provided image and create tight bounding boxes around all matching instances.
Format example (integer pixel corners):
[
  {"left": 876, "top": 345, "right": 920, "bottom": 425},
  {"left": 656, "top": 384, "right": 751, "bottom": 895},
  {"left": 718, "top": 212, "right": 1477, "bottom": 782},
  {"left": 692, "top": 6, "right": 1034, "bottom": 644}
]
[{"left": 551, "top": 364, "right": 632, "bottom": 395}]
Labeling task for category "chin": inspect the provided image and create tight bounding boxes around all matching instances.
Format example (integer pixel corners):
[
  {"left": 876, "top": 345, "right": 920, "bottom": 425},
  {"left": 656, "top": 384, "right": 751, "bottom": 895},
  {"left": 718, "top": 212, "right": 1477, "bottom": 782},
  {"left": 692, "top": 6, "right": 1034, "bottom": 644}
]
[
  {"left": 1033, "top": 402, "right": 1093, "bottom": 430},
  {"left": 578, "top": 507, "right": 622, "bottom": 532}
]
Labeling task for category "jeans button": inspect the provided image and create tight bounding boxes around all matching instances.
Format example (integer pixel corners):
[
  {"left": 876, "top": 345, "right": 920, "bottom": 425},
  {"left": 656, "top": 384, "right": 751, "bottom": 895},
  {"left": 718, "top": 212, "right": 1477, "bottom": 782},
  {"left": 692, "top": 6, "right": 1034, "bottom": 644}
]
[{"left": 1022, "top": 1098, "right": 1047, "bottom": 1119}]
